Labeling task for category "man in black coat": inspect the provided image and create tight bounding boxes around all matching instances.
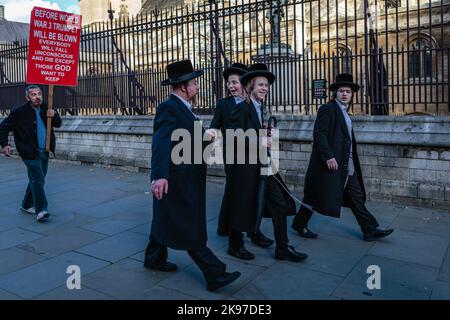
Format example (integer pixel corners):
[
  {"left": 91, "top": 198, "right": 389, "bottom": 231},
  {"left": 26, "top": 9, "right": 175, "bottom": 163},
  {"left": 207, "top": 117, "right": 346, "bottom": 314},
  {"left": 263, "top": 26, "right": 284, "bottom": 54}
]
[
  {"left": 225, "top": 63, "right": 307, "bottom": 262},
  {"left": 209, "top": 63, "right": 247, "bottom": 237},
  {"left": 291, "top": 74, "right": 394, "bottom": 241},
  {"left": 0, "top": 85, "right": 61, "bottom": 222},
  {"left": 143, "top": 60, "right": 240, "bottom": 292},
  {"left": 209, "top": 62, "right": 274, "bottom": 249}
]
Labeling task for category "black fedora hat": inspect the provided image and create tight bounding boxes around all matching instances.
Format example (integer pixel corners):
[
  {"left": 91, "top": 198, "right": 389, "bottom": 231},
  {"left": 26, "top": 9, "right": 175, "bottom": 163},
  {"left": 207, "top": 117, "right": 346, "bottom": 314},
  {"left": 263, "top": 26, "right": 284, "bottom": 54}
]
[
  {"left": 240, "top": 63, "right": 275, "bottom": 86},
  {"left": 329, "top": 73, "right": 360, "bottom": 92},
  {"left": 161, "top": 60, "right": 204, "bottom": 86},
  {"left": 223, "top": 63, "right": 248, "bottom": 81}
]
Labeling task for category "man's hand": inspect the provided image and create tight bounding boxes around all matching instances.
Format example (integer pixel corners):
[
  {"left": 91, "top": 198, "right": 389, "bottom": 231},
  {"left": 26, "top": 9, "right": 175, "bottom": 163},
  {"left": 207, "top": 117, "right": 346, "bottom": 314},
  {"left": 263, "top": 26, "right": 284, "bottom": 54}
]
[
  {"left": 326, "top": 158, "right": 338, "bottom": 171},
  {"left": 261, "top": 136, "right": 272, "bottom": 148},
  {"left": 2, "top": 145, "right": 11, "bottom": 157},
  {"left": 151, "top": 179, "right": 169, "bottom": 200},
  {"left": 205, "top": 129, "right": 218, "bottom": 141},
  {"left": 47, "top": 109, "right": 55, "bottom": 117}
]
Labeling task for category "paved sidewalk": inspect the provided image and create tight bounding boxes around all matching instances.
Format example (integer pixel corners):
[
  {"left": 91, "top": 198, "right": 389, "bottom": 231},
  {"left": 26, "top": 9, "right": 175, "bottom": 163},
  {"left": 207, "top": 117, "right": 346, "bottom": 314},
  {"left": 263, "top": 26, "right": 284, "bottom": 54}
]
[{"left": 0, "top": 156, "right": 449, "bottom": 300}]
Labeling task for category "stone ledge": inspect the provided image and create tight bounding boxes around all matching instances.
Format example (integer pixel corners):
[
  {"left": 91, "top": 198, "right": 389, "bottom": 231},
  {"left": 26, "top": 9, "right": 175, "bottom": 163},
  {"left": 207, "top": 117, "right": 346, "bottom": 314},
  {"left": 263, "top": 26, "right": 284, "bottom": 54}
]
[
  {"left": 2, "top": 115, "right": 449, "bottom": 147},
  {"left": 1, "top": 115, "right": 449, "bottom": 210}
]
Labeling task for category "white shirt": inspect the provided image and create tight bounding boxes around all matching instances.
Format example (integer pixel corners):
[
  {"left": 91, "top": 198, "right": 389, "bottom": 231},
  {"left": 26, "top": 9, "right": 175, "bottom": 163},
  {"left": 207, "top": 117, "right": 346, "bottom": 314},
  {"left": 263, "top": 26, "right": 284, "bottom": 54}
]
[
  {"left": 172, "top": 93, "right": 198, "bottom": 119},
  {"left": 336, "top": 99, "right": 355, "bottom": 176},
  {"left": 251, "top": 98, "right": 263, "bottom": 126},
  {"left": 234, "top": 96, "right": 244, "bottom": 105}
]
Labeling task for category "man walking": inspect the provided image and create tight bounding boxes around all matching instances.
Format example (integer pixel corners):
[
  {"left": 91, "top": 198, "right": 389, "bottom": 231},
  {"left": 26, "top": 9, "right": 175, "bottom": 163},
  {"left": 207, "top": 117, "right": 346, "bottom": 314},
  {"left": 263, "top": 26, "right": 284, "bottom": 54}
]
[
  {"left": 144, "top": 60, "right": 241, "bottom": 292},
  {"left": 0, "top": 85, "right": 61, "bottom": 222},
  {"left": 291, "top": 74, "right": 394, "bottom": 241},
  {"left": 209, "top": 62, "right": 274, "bottom": 248},
  {"left": 225, "top": 63, "right": 307, "bottom": 261}
]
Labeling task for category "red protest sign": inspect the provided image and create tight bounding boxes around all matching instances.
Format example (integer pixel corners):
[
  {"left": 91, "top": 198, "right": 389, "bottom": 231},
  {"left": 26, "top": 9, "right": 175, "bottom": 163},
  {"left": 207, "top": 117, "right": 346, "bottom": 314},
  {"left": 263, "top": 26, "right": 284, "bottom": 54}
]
[{"left": 26, "top": 7, "right": 82, "bottom": 86}]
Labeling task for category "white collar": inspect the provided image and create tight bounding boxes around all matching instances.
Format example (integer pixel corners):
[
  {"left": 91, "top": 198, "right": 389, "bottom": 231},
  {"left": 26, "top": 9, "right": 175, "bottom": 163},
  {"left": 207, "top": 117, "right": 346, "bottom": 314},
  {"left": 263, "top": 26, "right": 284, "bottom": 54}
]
[
  {"left": 172, "top": 93, "right": 191, "bottom": 109},
  {"left": 234, "top": 96, "right": 244, "bottom": 103},
  {"left": 251, "top": 98, "right": 262, "bottom": 109},
  {"left": 336, "top": 99, "right": 348, "bottom": 110}
]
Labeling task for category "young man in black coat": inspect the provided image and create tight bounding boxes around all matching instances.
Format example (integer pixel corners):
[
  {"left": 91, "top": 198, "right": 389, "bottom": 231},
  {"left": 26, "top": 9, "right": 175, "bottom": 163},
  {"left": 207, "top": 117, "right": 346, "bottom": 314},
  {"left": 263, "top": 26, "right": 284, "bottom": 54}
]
[
  {"left": 143, "top": 60, "right": 240, "bottom": 292},
  {"left": 291, "top": 74, "right": 394, "bottom": 241},
  {"left": 225, "top": 63, "right": 307, "bottom": 262},
  {"left": 209, "top": 62, "right": 274, "bottom": 249},
  {"left": 0, "top": 85, "right": 61, "bottom": 222}
]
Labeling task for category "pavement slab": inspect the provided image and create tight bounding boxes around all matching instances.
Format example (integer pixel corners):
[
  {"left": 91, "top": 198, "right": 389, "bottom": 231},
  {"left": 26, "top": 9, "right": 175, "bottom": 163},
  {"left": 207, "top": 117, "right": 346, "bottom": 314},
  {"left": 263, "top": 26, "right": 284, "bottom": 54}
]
[{"left": 1, "top": 156, "right": 449, "bottom": 300}]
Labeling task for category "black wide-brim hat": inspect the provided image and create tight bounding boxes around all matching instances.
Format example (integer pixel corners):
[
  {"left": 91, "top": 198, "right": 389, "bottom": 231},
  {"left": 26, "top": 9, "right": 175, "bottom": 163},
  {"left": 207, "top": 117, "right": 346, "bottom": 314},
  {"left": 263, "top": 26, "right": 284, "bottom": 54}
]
[
  {"left": 161, "top": 60, "right": 204, "bottom": 86},
  {"left": 223, "top": 63, "right": 248, "bottom": 81},
  {"left": 329, "top": 73, "right": 360, "bottom": 92},
  {"left": 240, "top": 63, "right": 275, "bottom": 86}
]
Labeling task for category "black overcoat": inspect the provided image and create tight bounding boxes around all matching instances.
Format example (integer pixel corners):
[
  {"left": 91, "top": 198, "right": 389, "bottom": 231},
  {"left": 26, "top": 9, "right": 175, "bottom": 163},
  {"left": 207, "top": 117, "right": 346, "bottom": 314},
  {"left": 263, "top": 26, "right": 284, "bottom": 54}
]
[
  {"left": 150, "top": 94, "right": 207, "bottom": 250},
  {"left": 209, "top": 96, "right": 237, "bottom": 228},
  {"left": 209, "top": 96, "right": 236, "bottom": 175},
  {"left": 226, "top": 100, "right": 296, "bottom": 232},
  {"left": 303, "top": 101, "right": 366, "bottom": 218}
]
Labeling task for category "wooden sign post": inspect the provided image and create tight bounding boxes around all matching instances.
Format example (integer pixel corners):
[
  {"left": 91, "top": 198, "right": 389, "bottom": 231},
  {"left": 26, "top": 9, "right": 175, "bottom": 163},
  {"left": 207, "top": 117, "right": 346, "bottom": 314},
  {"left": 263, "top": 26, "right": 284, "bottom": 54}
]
[
  {"left": 25, "top": 7, "right": 82, "bottom": 152},
  {"left": 45, "top": 85, "right": 54, "bottom": 152}
]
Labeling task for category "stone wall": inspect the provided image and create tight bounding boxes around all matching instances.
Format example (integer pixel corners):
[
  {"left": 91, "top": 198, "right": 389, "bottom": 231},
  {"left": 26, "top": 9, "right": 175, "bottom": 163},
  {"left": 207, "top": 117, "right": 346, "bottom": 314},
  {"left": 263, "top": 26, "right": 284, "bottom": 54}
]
[{"left": 2, "top": 115, "right": 449, "bottom": 210}]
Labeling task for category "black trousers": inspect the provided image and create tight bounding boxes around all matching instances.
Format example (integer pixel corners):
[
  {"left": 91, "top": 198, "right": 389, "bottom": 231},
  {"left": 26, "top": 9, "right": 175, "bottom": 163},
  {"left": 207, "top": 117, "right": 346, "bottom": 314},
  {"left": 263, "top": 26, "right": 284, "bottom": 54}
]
[
  {"left": 228, "top": 229, "right": 244, "bottom": 249},
  {"left": 229, "top": 176, "right": 289, "bottom": 250},
  {"left": 217, "top": 157, "right": 231, "bottom": 234},
  {"left": 145, "top": 236, "right": 226, "bottom": 282},
  {"left": 264, "top": 176, "right": 289, "bottom": 249},
  {"left": 217, "top": 191, "right": 229, "bottom": 234},
  {"left": 293, "top": 174, "right": 379, "bottom": 233}
]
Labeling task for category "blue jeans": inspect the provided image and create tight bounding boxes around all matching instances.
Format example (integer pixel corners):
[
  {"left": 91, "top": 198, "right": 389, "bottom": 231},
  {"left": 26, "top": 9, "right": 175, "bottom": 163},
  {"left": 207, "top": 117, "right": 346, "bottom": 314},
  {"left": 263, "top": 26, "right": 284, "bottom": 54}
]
[{"left": 22, "top": 151, "right": 49, "bottom": 213}]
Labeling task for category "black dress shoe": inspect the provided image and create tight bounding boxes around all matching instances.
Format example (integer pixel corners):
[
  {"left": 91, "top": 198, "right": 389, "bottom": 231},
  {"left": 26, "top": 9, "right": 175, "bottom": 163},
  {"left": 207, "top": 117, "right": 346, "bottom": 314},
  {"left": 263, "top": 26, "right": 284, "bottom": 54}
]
[
  {"left": 363, "top": 228, "right": 394, "bottom": 241},
  {"left": 291, "top": 224, "right": 318, "bottom": 238},
  {"left": 144, "top": 260, "right": 178, "bottom": 272},
  {"left": 275, "top": 246, "right": 308, "bottom": 262},
  {"left": 227, "top": 246, "right": 255, "bottom": 260},
  {"left": 207, "top": 271, "right": 241, "bottom": 292},
  {"left": 248, "top": 231, "right": 274, "bottom": 248}
]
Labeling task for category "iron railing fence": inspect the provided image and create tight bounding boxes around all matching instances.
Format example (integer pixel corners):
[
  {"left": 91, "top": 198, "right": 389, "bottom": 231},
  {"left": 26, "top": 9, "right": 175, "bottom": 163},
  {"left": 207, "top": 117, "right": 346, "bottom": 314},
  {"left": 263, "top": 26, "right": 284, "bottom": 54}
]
[{"left": 0, "top": 0, "right": 448, "bottom": 116}]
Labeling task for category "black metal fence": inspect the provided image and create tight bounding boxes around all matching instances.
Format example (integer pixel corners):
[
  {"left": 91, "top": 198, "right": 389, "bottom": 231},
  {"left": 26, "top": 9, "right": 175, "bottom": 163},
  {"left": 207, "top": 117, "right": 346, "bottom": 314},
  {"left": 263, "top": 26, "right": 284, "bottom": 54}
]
[{"left": 0, "top": 0, "right": 449, "bottom": 115}]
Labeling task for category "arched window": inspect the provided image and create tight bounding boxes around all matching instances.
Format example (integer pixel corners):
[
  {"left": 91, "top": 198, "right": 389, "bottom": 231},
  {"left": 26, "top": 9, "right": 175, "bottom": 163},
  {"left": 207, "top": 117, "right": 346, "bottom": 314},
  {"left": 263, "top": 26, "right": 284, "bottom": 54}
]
[
  {"left": 408, "top": 35, "right": 437, "bottom": 79},
  {"left": 333, "top": 45, "right": 352, "bottom": 76}
]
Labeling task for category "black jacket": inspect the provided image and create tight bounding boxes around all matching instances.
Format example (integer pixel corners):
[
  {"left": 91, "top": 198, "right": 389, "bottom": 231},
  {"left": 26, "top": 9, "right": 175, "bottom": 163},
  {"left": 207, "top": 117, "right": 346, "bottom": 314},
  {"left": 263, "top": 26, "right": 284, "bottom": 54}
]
[
  {"left": 150, "top": 94, "right": 208, "bottom": 250},
  {"left": 226, "top": 99, "right": 263, "bottom": 232},
  {"left": 210, "top": 96, "right": 236, "bottom": 136},
  {"left": 0, "top": 102, "right": 62, "bottom": 160},
  {"left": 303, "top": 101, "right": 365, "bottom": 217},
  {"left": 209, "top": 96, "right": 236, "bottom": 174},
  {"left": 226, "top": 100, "right": 296, "bottom": 232}
]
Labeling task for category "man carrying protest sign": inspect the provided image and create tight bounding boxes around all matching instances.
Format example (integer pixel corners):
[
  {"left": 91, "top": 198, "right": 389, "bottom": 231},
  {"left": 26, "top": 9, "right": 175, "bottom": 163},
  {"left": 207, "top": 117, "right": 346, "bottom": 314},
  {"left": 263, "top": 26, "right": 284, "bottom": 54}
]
[{"left": 0, "top": 85, "right": 61, "bottom": 222}]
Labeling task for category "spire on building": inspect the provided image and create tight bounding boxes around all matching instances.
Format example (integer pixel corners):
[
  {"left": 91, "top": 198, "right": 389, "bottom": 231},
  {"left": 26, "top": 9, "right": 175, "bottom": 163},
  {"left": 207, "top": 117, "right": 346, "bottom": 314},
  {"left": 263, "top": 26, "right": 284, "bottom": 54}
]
[{"left": 119, "top": 0, "right": 129, "bottom": 19}]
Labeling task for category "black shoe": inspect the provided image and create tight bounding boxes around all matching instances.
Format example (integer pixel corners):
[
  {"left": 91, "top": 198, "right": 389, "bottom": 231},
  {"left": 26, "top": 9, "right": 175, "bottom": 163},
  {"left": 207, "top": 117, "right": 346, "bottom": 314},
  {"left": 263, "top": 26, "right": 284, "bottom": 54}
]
[
  {"left": 291, "top": 224, "right": 318, "bottom": 238},
  {"left": 275, "top": 246, "right": 308, "bottom": 262},
  {"left": 217, "top": 228, "right": 229, "bottom": 236},
  {"left": 144, "top": 260, "right": 178, "bottom": 272},
  {"left": 207, "top": 271, "right": 241, "bottom": 292},
  {"left": 227, "top": 246, "right": 255, "bottom": 260},
  {"left": 363, "top": 228, "right": 394, "bottom": 241},
  {"left": 248, "top": 231, "right": 274, "bottom": 248}
]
